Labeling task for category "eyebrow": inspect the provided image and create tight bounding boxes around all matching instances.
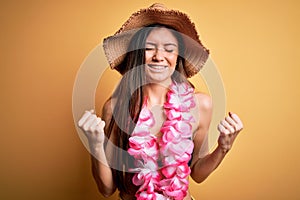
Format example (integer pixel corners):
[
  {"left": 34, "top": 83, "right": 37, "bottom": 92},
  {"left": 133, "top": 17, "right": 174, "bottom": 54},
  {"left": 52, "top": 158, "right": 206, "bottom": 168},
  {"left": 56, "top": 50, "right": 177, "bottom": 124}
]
[{"left": 145, "top": 42, "right": 178, "bottom": 47}]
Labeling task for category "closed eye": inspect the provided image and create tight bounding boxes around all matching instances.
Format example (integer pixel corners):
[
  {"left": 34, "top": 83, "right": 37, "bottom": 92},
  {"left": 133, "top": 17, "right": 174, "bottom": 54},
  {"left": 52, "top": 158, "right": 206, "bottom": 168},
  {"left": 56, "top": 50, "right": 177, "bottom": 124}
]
[
  {"left": 165, "top": 49, "right": 175, "bottom": 53},
  {"left": 145, "top": 47, "right": 155, "bottom": 51}
]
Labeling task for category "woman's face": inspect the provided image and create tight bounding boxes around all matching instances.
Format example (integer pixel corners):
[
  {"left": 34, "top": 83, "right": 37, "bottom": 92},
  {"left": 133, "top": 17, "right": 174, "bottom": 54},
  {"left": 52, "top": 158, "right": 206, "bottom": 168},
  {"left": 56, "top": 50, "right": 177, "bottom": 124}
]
[{"left": 144, "top": 27, "right": 178, "bottom": 84}]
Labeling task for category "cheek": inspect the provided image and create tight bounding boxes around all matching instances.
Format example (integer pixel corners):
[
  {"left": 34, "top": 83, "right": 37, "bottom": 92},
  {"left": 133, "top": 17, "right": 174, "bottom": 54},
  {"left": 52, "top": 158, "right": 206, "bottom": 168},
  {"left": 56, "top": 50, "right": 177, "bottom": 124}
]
[
  {"left": 144, "top": 52, "right": 152, "bottom": 63},
  {"left": 169, "top": 55, "right": 178, "bottom": 67}
]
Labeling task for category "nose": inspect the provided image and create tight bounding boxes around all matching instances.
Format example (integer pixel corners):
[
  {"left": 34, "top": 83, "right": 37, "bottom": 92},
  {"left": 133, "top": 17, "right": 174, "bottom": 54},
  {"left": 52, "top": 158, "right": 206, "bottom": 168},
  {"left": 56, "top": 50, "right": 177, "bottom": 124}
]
[{"left": 152, "top": 48, "right": 164, "bottom": 61}]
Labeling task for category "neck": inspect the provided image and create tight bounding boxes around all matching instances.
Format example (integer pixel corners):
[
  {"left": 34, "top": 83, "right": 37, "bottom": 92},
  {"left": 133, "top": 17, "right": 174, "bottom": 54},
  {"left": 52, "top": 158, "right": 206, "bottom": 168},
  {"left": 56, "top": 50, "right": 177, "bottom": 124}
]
[{"left": 144, "top": 82, "right": 172, "bottom": 107}]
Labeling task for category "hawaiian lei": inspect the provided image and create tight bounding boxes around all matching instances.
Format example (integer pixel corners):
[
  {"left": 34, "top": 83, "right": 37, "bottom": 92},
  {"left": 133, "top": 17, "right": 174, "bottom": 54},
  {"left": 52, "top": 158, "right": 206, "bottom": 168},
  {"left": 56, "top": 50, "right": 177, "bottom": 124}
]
[{"left": 128, "top": 81, "right": 196, "bottom": 200}]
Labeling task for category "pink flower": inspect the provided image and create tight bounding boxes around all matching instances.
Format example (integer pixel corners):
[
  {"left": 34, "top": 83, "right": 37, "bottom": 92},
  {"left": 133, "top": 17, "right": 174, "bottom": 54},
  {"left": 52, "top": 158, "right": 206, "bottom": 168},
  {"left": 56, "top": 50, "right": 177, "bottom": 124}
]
[
  {"left": 137, "top": 191, "right": 168, "bottom": 200},
  {"left": 161, "top": 126, "right": 181, "bottom": 144},
  {"left": 171, "top": 82, "right": 194, "bottom": 96},
  {"left": 161, "top": 138, "right": 194, "bottom": 157},
  {"left": 128, "top": 135, "right": 158, "bottom": 159},
  {"left": 161, "top": 165, "right": 177, "bottom": 178},
  {"left": 164, "top": 82, "right": 196, "bottom": 112},
  {"left": 174, "top": 121, "right": 192, "bottom": 138},
  {"left": 166, "top": 109, "right": 195, "bottom": 122},
  {"left": 165, "top": 109, "right": 181, "bottom": 120},
  {"left": 161, "top": 163, "right": 191, "bottom": 179},
  {"left": 128, "top": 81, "right": 196, "bottom": 199},
  {"left": 174, "top": 153, "right": 191, "bottom": 163},
  {"left": 132, "top": 125, "right": 152, "bottom": 136},
  {"left": 176, "top": 164, "right": 191, "bottom": 179},
  {"left": 181, "top": 112, "right": 195, "bottom": 122},
  {"left": 159, "top": 177, "right": 189, "bottom": 200},
  {"left": 169, "top": 139, "right": 194, "bottom": 156},
  {"left": 137, "top": 107, "right": 155, "bottom": 127},
  {"left": 131, "top": 160, "right": 160, "bottom": 189},
  {"left": 137, "top": 191, "right": 153, "bottom": 200}
]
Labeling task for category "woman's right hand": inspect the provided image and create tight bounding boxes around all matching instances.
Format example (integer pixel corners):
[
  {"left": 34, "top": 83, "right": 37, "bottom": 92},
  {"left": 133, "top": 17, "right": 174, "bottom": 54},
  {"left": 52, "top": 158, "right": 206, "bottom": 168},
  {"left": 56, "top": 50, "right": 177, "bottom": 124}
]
[{"left": 78, "top": 110, "right": 106, "bottom": 148}]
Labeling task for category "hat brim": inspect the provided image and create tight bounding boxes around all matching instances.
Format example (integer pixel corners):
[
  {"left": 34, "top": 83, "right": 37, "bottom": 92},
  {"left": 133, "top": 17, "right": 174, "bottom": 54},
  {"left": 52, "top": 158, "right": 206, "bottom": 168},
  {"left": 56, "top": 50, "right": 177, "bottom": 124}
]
[{"left": 103, "top": 5, "right": 209, "bottom": 78}]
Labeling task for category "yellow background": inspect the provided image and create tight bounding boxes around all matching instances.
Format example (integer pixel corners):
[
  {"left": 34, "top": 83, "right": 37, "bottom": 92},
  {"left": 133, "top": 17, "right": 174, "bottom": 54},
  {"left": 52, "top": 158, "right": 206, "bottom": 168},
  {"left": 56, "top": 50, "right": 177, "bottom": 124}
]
[{"left": 1, "top": 0, "right": 300, "bottom": 199}]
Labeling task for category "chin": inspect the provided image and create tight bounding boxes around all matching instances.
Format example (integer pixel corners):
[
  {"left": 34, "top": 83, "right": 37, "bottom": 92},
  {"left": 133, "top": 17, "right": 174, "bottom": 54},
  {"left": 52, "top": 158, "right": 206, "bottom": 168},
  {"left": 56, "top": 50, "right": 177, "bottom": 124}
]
[{"left": 146, "top": 75, "right": 172, "bottom": 85}]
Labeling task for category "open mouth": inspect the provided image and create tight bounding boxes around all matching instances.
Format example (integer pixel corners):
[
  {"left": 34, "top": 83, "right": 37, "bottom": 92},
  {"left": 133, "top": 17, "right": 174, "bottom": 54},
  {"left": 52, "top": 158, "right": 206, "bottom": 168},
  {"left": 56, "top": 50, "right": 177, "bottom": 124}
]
[{"left": 147, "top": 64, "right": 168, "bottom": 72}]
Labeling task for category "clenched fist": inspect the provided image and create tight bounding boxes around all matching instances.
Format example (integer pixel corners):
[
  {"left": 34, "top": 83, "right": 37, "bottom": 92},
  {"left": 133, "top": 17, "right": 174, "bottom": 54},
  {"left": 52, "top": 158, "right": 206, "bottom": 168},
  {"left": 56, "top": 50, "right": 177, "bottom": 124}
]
[
  {"left": 217, "top": 112, "right": 243, "bottom": 153},
  {"left": 78, "top": 110, "right": 106, "bottom": 147}
]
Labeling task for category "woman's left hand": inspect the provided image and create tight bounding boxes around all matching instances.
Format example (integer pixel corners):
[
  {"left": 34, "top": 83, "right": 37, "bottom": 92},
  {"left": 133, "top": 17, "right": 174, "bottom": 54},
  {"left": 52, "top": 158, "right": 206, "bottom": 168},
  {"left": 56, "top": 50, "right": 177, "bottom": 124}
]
[{"left": 217, "top": 112, "right": 244, "bottom": 153}]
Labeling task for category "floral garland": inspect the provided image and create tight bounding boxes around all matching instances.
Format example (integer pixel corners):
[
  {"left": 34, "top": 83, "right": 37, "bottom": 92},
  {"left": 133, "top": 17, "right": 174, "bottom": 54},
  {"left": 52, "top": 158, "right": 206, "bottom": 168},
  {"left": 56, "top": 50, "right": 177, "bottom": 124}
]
[{"left": 128, "top": 81, "right": 196, "bottom": 200}]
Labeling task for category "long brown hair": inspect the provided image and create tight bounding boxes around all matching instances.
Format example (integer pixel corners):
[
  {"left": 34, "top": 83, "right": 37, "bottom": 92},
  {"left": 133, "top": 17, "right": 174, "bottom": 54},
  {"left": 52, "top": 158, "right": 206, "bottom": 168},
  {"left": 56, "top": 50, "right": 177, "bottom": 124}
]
[{"left": 104, "top": 24, "right": 191, "bottom": 194}]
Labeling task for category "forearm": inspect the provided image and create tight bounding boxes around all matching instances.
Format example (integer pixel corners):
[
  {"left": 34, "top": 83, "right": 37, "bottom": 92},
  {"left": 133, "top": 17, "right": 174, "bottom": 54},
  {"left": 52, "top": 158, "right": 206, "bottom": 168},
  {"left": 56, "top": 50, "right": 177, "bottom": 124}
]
[
  {"left": 190, "top": 145, "right": 227, "bottom": 183},
  {"left": 90, "top": 144, "right": 116, "bottom": 197}
]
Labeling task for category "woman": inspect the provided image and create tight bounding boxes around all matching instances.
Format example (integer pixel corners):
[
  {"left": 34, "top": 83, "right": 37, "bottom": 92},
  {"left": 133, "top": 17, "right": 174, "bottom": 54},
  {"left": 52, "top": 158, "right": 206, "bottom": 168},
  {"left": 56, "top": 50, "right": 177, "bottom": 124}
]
[{"left": 78, "top": 3, "right": 243, "bottom": 200}]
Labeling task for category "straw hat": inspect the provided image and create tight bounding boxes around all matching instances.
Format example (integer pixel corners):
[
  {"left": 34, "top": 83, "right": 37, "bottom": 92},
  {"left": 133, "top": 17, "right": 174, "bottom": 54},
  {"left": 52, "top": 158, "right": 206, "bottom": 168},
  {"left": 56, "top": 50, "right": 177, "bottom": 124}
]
[{"left": 103, "top": 3, "right": 209, "bottom": 78}]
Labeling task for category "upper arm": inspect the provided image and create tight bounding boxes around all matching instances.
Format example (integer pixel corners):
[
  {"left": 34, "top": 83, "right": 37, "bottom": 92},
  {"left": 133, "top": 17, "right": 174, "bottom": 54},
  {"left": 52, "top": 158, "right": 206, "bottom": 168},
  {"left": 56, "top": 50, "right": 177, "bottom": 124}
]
[
  {"left": 190, "top": 93, "right": 213, "bottom": 168},
  {"left": 101, "top": 98, "right": 117, "bottom": 165},
  {"left": 101, "top": 97, "right": 115, "bottom": 137}
]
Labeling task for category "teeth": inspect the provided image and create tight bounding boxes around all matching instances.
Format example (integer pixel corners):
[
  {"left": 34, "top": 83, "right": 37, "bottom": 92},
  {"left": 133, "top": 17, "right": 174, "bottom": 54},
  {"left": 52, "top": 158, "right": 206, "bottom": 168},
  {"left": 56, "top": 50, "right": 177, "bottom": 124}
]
[{"left": 149, "top": 65, "right": 166, "bottom": 69}]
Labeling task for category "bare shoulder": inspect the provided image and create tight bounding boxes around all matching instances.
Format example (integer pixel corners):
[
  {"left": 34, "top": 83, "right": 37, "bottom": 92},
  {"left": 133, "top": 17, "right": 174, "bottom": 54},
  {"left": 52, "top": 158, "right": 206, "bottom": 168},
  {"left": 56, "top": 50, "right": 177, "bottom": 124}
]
[
  {"left": 195, "top": 92, "right": 212, "bottom": 114},
  {"left": 101, "top": 97, "right": 116, "bottom": 127},
  {"left": 194, "top": 92, "right": 212, "bottom": 130}
]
